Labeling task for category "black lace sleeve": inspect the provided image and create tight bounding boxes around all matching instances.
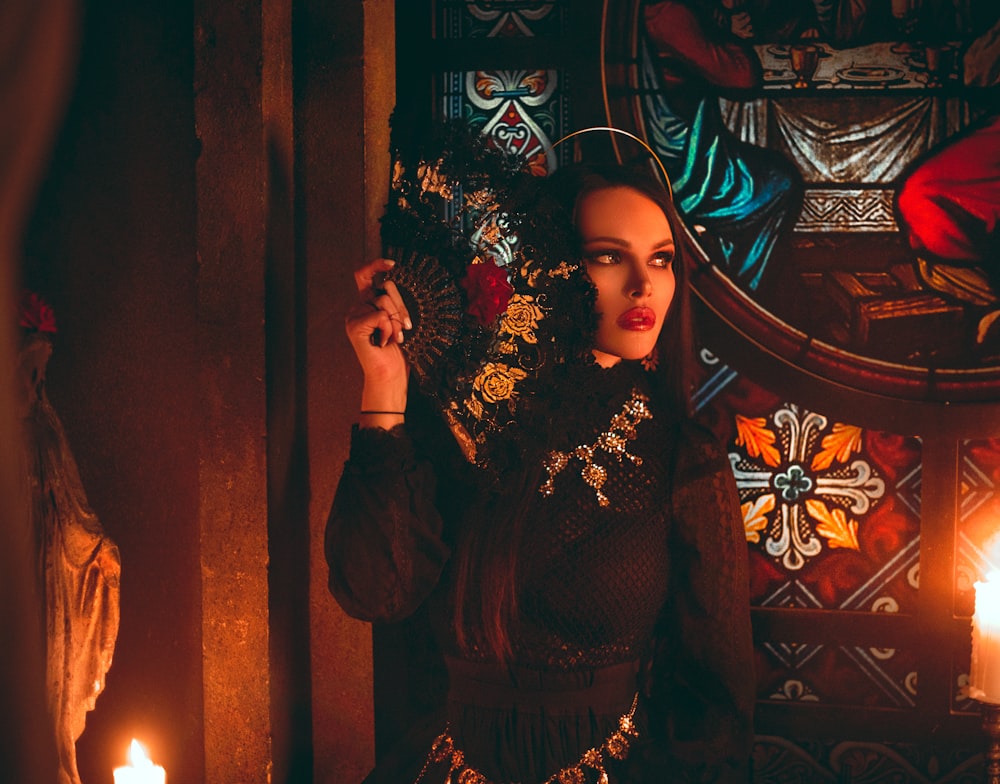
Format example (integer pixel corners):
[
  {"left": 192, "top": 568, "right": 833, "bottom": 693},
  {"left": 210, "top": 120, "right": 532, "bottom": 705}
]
[
  {"left": 325, "top": 421, "right": 454, "bottom": 624},
  {"left": 648, "top": 422, "right": 755, "bottom": 782}
]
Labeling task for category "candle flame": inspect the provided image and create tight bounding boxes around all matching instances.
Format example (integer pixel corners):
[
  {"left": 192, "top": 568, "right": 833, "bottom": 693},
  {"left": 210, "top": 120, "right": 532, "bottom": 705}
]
[{"left": 128, "top": 739, "right": 154, "bottom": 768}]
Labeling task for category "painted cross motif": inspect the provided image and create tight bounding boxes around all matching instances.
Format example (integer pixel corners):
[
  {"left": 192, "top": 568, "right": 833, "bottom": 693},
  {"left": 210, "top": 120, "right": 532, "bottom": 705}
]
[{"left": 732, "top": 403, "right": 886, "bottom": 571}]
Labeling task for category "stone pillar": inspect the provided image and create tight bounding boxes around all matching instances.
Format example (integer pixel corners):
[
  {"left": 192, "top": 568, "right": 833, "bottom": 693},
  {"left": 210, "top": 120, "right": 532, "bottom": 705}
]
[
  {"left": 194, "top": 1, "right": 274, "bottom": 781},
  {"left": 303, "top": 1, "right": 395, "bottom": 781}
]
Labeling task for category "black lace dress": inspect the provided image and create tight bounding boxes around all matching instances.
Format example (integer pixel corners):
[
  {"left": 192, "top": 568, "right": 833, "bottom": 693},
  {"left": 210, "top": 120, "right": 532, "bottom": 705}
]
[{"left": 326, "top": 361, "right": 754, "bottom": 783}]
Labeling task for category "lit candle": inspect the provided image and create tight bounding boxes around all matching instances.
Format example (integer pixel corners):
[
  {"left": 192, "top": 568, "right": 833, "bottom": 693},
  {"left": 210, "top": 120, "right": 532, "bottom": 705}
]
[
  {"left": 113, "top": 739, "right": 166, "bottom": 784},
  {"left": 971, "top": 571, "right": 1000, "bottom": 703}
]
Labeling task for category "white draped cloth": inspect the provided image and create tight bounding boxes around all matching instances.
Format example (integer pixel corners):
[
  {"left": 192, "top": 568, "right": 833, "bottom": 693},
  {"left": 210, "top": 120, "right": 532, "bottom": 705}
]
[{"left": 770, "top": 96, "right": 934, "bottom": 183}]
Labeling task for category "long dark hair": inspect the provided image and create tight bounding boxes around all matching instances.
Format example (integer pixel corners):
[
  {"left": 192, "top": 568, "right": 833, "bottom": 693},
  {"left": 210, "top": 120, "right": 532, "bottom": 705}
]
[
  {"left": 452, "top": 161, "right": 696, "bottom": 662},
  {"left": 544, "top": 161, "right": 695, "bottom": 418}
]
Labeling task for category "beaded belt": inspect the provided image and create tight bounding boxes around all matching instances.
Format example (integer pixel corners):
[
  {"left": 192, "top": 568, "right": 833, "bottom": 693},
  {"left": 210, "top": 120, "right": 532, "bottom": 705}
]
[{"left": 413, "top": 692, "right": 639, "bottom": 784}]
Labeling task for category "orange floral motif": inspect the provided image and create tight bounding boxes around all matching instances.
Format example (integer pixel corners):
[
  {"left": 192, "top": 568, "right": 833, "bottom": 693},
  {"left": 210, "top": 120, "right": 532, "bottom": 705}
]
[
  {"left": 525, "top": 150, "right": 548, "bottom": 177},
  {"left": 742, "top": 494, "right": 775, "bottom": 544},
  {"left": 806, "top": 499, "right": 860, "bottom": 550},
  {"left": 474, "top": 72, "right": 503, "bottom": 98},
  {"left": 811, "top": 423, "right": 863, "bottom": 471},
  {"left": 735, "top": 414, "right": 781, "bottom": 467},
  {"left": 520, "top": 70, "right": 549, "bottom": 96}
]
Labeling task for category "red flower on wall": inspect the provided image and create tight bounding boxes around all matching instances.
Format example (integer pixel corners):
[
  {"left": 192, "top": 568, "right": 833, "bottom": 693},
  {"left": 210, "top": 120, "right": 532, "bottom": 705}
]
[
  {"left": 461, "top": 260, "right": 513, "bottom": 325},
  {"left": 19, "top": 291, "right": 57, "bottom": 334}
]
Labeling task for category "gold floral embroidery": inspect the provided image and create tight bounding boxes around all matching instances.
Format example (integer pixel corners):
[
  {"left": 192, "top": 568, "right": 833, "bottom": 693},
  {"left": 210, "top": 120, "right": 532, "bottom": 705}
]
[
  {"left": 464, "top": 396, "right": 485, "bottom": 421},
  {"left": 547, "top": 261, "right": 577, "bottom": 280},
  {"left": 417, "top": 158, "right": 453, "bottom": 200},
  {"left": 499, "top": 294, "right": 544, "bottom": 347},
  {"left": 392, "top": 159, "right": 406, "bottom": 191},
  {"left": 464, "top": 187, "right": 494, "bottom": 210},
  {"left": 478, "top": 221, "right": 503, "bottom": 248},
  {"left": 472, "top": 363, "right": 529, "bottom": 408},
  {"left": 539, "top": 391, "right": 652, "bottom": 507}
]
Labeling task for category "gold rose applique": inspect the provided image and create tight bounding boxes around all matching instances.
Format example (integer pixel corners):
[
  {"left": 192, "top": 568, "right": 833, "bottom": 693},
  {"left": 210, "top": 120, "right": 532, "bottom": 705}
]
[
  {"left": 497, "top": 293, "right": 545, "bottom": 354},
  {"left": 539, "top": 391, "right": 652, "bottom": 507},
  {"left": 465, "top": 362, "right": 529, "bottom": 420}
]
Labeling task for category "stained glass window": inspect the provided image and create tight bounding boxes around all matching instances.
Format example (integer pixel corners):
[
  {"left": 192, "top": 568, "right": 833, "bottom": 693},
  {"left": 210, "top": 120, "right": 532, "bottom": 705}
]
[
  {"left": 441, "top": 69, "right": 571, "bottom": 173},
  {"left": 696, "top": 351, "right": 924, "bottom": 708},
  {"left": 436, "top": 2, "right": 567, "bottom": 39}
]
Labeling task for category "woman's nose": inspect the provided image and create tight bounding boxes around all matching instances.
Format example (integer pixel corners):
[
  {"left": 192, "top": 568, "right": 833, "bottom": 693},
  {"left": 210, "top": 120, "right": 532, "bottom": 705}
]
[{"left": 628, "top": 264, "right": 653, "bottom": 298}]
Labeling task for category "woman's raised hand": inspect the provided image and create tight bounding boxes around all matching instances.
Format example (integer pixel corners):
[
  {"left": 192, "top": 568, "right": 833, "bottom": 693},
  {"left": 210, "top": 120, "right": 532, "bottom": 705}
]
[{"left": 346, "top": 258, "right": 412, "bottom": 422}]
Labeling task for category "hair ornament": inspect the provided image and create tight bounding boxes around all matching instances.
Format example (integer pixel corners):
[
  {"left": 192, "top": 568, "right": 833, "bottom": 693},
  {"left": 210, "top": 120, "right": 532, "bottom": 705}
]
[{"left": 550, "top": 126, "right": 673, "bottom": 201}]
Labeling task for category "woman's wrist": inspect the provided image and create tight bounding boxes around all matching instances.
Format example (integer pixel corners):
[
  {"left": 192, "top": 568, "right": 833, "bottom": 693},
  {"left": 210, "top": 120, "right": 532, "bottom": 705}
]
[
  {"left": 360, "top": 379, "right": 407, "bottom": 411},
  {"left": 358, "top": 384, "right": 407, "bottom": 428},
  {"left": 357, "top": 410, "right": 405, "bottom": 429}
]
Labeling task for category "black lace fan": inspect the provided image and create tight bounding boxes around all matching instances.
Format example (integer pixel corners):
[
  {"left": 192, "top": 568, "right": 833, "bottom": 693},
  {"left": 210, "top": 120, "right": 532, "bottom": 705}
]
[
  {"left": 383, "top": 247, "right": 467, "bottom": 385},
  {"left": 377, "top": 121, "right": 597, "bottom": 477}
]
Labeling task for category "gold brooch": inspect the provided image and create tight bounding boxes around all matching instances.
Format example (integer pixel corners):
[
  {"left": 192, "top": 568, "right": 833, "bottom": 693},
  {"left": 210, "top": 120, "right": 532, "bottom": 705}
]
[{"left": 539, "top": 391, "right": 652, "bottom": 507}]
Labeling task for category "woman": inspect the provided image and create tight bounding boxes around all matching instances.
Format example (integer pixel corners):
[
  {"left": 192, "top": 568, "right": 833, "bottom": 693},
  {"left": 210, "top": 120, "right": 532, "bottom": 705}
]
[{"left": 327, "top": 159, "right": 754, "bottom": 783}]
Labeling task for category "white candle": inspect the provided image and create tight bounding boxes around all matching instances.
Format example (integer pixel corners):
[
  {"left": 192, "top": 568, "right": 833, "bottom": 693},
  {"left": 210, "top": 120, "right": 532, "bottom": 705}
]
[
  {"left": 971, "top": 571, "right": 1000, "bottom": 703},
  {"left": 113, "top": 739, "right": 166, "bottom": 784}
]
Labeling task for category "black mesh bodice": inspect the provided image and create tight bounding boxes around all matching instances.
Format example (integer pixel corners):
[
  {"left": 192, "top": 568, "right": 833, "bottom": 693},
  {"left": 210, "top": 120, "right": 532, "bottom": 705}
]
[
  {"left": 426, "top": 361, "right": 675, "bottom": 672},
  {"left": 497, "top": 383, "right": 672, "bottom": 670}
]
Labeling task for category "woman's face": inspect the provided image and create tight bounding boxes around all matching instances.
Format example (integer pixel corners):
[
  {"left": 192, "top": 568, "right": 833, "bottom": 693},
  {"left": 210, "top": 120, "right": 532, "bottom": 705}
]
[{"left": 576, "top": 186, "right": 676, "bottom": 368}]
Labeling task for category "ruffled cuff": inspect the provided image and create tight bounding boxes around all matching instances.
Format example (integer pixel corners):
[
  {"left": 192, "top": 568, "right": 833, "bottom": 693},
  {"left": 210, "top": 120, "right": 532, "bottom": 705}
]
[{"left": 347, "top": 422, "right": 417, "bottom": 472}]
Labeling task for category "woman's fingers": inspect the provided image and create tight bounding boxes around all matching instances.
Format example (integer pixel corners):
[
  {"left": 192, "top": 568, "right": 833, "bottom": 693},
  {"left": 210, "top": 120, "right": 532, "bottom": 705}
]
[
  {"left": 347, "top": 304, "right": 399, "bottom": 356},
  {"left": 355, "top": 257, "right": 396, "bottom": 295},
  {"left": 372, "top": 279, "right": 412, "bottom": 334},
  {"left": 353, "top": 259, "right": 412, "bottom": 343},
  {"left": 345, "top": 304, "right": 409, "bottom": 396}
]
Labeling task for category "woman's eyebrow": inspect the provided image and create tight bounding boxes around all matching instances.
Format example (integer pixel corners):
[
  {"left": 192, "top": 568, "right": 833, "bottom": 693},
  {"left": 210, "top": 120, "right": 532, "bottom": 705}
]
[
  {"left": 581, "top": 235, "right": 629, "bottom": 246},
  {"left": 581, "top": 236, "right": 676, "bottom": 248}
]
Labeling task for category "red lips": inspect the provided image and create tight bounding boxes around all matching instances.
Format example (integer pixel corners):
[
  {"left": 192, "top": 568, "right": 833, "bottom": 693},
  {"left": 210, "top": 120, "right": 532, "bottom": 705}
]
[{"left": 616, "top": 307, "right": 656, "bottom": 331}]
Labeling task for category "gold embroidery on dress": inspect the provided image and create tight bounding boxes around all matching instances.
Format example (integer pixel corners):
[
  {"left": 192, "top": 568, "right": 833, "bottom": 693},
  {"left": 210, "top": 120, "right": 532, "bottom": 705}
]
[
  {"left": 538, "top": 391, "right": 652, "bottom": 507},
  {"left": 413, "top": 694, "right": 640, "bottom": 784}
]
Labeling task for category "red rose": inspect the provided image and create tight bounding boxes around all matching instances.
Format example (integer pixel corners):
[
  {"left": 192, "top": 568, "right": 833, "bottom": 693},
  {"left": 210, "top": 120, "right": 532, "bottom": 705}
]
[
  {"left": 460, "top": 260, "right": 513, "bottom": 325},
  {"left": 18, "top": 291, "right": 57, "bottom": 333}
]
